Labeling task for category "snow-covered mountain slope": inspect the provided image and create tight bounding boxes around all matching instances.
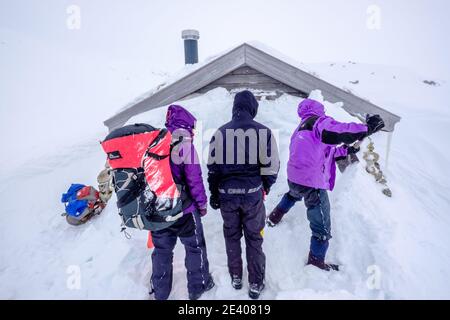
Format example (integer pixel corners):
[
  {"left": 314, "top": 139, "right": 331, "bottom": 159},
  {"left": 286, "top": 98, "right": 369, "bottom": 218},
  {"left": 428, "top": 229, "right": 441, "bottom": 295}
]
[{"left": 0, "top": 57, "right": 449, "bottom": 299}]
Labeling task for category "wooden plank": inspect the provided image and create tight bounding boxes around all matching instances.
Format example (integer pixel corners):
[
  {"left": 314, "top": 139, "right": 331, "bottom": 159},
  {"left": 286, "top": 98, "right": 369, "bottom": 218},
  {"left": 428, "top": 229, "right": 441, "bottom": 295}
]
[
  {"left": 210, "top": 73, "right": 284, "bottom": 85},
  {"left": 230, "top": 66, "right": 261, "bottom": 75},
  {"left": 245, "top": 44, "right": 401, "bottom": 131},
  {"left": 196, "top": 82, "right": 306, "bottom": 96},
  {"left": 196, "top": 65, "right": 307, "bottom": 96}
]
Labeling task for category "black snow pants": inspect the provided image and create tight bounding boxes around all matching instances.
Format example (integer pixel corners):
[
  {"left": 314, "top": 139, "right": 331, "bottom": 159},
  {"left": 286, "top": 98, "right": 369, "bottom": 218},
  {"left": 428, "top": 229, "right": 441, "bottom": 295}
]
[
  {"left": 150, "top": 210, "right": 211, "bottom": 300},
  {"left": 219, "top": 189, "right": 266, "bottom": 285}
]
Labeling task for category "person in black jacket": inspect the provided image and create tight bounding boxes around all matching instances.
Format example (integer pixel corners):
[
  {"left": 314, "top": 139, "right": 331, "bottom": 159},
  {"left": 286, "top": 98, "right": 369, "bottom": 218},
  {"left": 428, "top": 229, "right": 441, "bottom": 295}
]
[{"left": 207, "top": 90, "right": 279, "bottom": 299}]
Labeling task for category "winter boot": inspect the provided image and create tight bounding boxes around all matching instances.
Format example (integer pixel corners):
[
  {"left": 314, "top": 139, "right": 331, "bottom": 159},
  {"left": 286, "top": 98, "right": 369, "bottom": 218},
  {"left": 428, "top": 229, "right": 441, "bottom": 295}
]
[
  {"left": 307, "top": 252, "right": 339, "bottom": 271},
  {"left": 266, "top": 207, "right": 286, "bottom": 227},
  {"left": 189, "top": 275, "right": 215, "bottom": 300},
  {"left": 231, "top": 275, "right": 243, "bottom": 290},
  {"left": 248, "top": 282, "right": 265, "bottom": 300},
  {"left": 308, "top": 236, "right": 339, "bottom": 271}
]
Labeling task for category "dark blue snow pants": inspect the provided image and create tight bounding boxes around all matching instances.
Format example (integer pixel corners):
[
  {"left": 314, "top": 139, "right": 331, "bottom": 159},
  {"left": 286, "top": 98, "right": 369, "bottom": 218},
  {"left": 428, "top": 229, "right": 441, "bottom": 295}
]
[
  {"left": 219, "top": 190, "right": 266, "bottom": 285},
  {"left": 150, "top": 210, "right": 211, "bottom": 300},
  {"left": 276, "top": 180, "right": 332, "bottom": 241},
  {"left": 274, "top": 181, "right": 332, "bottom": 260}
]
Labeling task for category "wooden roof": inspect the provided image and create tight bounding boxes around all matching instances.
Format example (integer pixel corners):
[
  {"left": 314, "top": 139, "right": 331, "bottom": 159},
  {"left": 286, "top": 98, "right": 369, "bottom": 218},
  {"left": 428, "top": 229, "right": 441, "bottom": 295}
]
[{"left": 104, "top": 42, "right": 401, "bottom": 131}]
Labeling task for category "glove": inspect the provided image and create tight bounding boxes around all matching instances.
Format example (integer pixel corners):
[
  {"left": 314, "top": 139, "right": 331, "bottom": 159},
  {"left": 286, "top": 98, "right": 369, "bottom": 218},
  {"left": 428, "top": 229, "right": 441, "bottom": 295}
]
[
  {"left": 347, "top": 145, "right": 360, "bottom": 155},
  {"left": 199, "top": 207, "right": 207, "bottom": 217},
  {"left": 366, "top": 114, "right": 385, "bottom": 135},
  {"left": 209, "top": 194, "right": 220, "bottom": 210}
]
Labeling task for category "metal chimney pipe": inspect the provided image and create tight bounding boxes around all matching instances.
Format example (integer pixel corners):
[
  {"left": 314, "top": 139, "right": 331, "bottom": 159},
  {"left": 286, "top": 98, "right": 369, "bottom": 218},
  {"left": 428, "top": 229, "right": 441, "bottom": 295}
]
[{"left": 181, "top": 29, "right": 200, "bottom": 64}]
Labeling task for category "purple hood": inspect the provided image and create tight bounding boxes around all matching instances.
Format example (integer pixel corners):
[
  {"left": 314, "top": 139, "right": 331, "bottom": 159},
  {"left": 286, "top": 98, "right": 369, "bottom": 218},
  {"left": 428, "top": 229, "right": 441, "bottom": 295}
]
[
  {"left": 164, "top": 105, "right": 207, "bottom": 213},
  {"left": 165, "top": 104, "right": 197, "bottom": 135},
  {"left": 298, "top": 99, "right": 325, "bottom": 120}
]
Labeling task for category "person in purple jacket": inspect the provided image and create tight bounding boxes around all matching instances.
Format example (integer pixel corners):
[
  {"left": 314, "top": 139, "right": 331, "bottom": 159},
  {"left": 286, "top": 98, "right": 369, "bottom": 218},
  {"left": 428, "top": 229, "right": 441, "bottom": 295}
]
[
  {"left": 267, "top": 98, "right": 384, "bottom": 271},
  {"left": 150, "top": 104, "right": 214, "bottom": 300}
]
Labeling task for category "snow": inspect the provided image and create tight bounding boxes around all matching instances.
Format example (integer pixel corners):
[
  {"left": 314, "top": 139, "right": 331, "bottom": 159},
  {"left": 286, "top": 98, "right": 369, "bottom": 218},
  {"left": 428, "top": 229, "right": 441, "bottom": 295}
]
[
  {"left": 1, "top": 31, "right": 450, "bottom": 300},
  {"left": 113, "top": 44, "right": 242, "bottom": 116}
]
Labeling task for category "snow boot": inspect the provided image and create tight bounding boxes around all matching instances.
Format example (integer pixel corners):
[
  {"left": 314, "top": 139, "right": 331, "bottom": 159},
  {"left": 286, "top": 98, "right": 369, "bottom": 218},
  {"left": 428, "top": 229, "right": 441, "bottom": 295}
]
[
  {"left": 189, "top": 275, "right": 215, "bottom": 300},
  {"left": 231, "top": 275, "right": 243, "bottom": 290},
  {"left": 266, "top": 207, "right": 286, "bottom": 227},
  {"left": 307, "top": 252, "right": 339, "bottom": 271},
  {"left": 149, "top": 280, "right": 155, "bottom": 296},
  {"left": 248, "top": 282, "right": 265, "bottom": 300}
]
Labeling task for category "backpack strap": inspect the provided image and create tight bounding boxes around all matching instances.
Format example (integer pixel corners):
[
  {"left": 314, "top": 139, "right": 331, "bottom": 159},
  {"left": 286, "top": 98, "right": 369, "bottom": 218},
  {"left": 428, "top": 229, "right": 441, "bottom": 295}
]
[
  {"left": 169, "top": 135, "right": 195, "bottom": 213},
  {"left": 145, "top": 153, "right": 169, "bottom": 161},
  {"left": 171, "top": 135, "right": 184, "bottom": 149},
  {"left": 147, "top": 128, "right": 168, "bottom": 149},
  {"left": 142, "top": 128, "right": 170, "bottom": 161}
]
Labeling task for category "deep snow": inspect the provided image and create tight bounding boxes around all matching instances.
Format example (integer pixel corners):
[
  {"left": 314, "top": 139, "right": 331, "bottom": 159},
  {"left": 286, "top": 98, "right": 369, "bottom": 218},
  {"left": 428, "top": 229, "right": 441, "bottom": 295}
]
[{"left": 1, "top": 34, "right": 449, "bottom": 299}]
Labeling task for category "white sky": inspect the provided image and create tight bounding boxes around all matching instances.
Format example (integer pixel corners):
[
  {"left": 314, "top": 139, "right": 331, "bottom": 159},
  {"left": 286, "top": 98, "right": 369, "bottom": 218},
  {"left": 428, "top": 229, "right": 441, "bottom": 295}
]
[{"left": 1, "top": 0, "right": 449, "bottom": 78}]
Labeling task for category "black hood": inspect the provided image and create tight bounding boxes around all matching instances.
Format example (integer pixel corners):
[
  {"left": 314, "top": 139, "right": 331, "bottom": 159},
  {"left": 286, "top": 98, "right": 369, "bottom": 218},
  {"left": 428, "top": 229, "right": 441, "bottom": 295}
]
[{"left": 232, "top": 90, "right": 259, "bottom": 120}]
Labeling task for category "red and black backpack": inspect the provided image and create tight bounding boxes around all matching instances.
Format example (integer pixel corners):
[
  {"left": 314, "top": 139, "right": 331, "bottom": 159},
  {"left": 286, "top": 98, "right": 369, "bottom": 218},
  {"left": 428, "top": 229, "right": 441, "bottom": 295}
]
[{"left": 101, "top": 123, "right": 186, "bottom": 232}]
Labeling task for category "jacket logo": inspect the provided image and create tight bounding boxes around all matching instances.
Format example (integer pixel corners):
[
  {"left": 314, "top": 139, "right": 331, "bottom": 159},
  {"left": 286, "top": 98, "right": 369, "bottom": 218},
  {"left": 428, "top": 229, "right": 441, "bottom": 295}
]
[{"left": 108, "top": 151, "right": 122, "bottom": 160}]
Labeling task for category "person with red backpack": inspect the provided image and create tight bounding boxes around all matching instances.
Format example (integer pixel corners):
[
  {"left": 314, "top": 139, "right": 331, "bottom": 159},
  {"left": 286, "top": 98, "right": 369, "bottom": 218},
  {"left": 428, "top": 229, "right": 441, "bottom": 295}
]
[
  {"left": 101, "top": 105, "right": 214, "bottom": 300},
  {"left": 149, "top": 105, "right": 214, "bottom": 300}
]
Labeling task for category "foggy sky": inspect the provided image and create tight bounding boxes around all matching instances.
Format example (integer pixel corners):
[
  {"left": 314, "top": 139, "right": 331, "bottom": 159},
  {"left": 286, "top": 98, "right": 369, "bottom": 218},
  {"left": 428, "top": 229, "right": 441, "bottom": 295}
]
[{"left": 1, "top": 0, "right": 449, "bottom": 79}]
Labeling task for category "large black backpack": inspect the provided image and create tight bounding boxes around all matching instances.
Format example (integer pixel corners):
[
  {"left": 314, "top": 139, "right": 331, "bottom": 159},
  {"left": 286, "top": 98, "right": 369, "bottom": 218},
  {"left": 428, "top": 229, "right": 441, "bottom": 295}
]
[{"left": 101, "top": 124, "right": 185, "bottom": 232}]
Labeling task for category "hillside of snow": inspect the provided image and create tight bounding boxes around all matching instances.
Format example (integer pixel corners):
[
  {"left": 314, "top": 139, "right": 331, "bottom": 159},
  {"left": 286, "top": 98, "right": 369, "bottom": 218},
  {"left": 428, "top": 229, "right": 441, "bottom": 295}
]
[{"left": 1, "top": 32, "right": 449, "bottom": 299}]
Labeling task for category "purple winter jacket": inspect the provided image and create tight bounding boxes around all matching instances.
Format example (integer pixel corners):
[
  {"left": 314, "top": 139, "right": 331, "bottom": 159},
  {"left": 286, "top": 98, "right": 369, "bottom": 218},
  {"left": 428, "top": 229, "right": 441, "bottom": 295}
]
[
  {"left": 165, "top": 105, "right": 208, "bottom": 213},
  {"left": 287, "top": 99, "right": 368, "bottom": 191}
]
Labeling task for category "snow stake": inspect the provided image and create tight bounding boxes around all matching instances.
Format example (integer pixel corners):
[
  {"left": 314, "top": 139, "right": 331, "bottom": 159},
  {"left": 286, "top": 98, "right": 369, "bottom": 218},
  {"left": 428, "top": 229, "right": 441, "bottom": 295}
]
[{"left": 363, "top": 138, "right": 392, "bottom": 197}]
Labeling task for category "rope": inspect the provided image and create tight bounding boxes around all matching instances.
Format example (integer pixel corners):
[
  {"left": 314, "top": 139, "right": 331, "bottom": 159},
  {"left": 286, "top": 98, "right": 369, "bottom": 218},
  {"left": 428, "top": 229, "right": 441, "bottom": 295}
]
[
  {"left": 362, "top": 137, "right": 392, "bottom": 197},
  {"left": 120, "top": 225, "right": 132, "bottom": 239}
]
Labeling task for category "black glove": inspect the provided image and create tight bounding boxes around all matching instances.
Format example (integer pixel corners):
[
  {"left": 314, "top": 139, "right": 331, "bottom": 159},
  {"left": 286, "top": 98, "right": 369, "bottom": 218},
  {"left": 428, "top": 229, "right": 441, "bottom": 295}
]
[
  {"left": 366, "top": 114, "right": 385, "bottom": 135},
  {"left": 347, "top": 145, "right": 360, "bottom": 155},
  {"left": 209, "top": 194, "right": 220, "bottom": 210}
]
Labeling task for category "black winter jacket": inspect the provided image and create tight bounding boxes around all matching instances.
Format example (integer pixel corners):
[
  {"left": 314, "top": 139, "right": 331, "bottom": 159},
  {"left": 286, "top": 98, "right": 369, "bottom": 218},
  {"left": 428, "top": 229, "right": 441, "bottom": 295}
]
[{"left": 207, "top": 91, "right": 279, "bottom": 197}]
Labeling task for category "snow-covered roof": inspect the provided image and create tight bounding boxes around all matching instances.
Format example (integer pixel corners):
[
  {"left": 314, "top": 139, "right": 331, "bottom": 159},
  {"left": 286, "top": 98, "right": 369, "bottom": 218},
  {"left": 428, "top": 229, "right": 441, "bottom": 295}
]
[{"left": 104, "top": 42, "right": 401, "bottom": 131}]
